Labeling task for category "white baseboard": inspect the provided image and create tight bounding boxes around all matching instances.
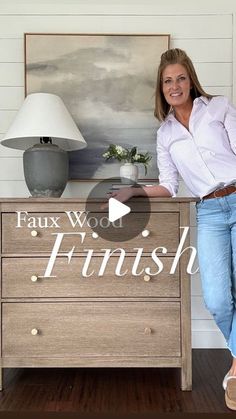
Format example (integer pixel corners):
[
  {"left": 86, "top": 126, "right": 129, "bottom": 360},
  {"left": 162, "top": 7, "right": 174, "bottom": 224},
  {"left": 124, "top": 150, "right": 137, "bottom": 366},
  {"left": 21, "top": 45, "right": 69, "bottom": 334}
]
[{"left": 192, "top": 330, "right": 227, "bottom": 348}]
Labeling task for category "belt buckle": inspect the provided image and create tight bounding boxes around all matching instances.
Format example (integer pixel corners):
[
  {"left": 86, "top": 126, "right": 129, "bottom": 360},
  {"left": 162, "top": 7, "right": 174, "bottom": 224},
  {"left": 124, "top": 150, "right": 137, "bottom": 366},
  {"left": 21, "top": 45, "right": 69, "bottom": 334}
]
[{"left": 213, "top": 188, "right": 222, "bottom": 198}]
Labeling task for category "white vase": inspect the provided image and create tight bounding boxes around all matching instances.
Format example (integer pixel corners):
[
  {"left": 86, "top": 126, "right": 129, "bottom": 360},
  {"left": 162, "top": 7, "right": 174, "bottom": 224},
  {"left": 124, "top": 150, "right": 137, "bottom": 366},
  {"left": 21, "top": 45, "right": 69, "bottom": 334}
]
[{"left": 120, "top": 163, "right": 139, "bottom": 184}]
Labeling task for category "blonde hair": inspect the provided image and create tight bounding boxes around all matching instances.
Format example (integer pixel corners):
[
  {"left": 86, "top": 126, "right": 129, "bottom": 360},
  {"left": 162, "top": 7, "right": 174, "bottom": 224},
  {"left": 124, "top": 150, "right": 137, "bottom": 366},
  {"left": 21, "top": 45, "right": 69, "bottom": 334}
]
[{"left": 154, "top": 48, "right": 213, "bottom": 121}]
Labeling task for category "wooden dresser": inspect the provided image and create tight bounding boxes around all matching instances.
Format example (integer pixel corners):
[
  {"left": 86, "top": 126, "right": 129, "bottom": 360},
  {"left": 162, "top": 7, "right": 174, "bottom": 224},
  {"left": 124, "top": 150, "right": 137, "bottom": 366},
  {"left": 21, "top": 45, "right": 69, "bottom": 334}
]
[{"left": 0, "top": 197, "right": 193, "bottom": 391}]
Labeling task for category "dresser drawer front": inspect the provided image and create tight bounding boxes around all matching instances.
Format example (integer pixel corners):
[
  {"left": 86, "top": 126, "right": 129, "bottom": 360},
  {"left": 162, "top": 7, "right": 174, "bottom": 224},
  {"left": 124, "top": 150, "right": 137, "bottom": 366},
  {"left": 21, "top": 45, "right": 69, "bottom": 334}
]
[
  {"left": 2, "top": 212, "right": 179, "bottom": 253},
  {"left": 2, "top": 302, "right": 181, "bottom": 357},
  {"left": 2, "top": 256, "right": 180, "bottom": 298}
]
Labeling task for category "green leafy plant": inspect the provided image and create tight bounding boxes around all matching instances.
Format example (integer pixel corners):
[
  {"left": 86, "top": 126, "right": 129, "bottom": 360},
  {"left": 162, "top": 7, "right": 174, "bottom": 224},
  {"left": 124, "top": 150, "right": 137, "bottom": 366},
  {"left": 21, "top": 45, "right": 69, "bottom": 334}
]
[{"left": 102, "top": 144, "right": 152, "bottom": 175}]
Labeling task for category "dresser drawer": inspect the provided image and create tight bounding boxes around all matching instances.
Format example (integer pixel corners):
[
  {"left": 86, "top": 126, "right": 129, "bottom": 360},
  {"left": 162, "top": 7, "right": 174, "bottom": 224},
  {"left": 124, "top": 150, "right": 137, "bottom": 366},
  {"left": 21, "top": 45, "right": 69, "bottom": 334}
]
[
  {"left": 2, "top": 256, "right": 180, "bottom": 298},
  {"left": 2, "top": 212, "right": 179, "bottom": 253},
  {"left": 2, "top": 302, "right": 181, "bottom": 357}
]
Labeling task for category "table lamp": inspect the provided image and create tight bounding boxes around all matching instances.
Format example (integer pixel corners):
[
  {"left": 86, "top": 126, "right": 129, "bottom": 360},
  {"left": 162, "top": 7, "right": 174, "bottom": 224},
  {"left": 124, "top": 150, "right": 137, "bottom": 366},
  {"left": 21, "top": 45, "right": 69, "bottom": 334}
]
[{"left": 1, "top": 92, "right": 87, "bottom": 197}]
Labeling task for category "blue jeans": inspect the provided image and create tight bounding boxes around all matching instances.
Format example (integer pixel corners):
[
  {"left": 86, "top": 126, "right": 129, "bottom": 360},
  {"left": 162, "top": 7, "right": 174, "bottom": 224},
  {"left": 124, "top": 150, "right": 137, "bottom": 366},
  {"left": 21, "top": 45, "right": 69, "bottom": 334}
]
[{"left": 196, "top": 192, "right": 236, "bottom": 357}]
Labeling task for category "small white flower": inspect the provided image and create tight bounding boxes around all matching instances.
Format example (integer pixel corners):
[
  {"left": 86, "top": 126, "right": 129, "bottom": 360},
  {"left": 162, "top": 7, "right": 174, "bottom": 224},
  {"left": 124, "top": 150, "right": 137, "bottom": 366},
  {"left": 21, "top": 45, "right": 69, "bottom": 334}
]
[
  {"left": 115, "top": 145, "right": 124, "bottom": 155},
  {"left": 134, "top": 154, "right": 141, "bottom": 160}
]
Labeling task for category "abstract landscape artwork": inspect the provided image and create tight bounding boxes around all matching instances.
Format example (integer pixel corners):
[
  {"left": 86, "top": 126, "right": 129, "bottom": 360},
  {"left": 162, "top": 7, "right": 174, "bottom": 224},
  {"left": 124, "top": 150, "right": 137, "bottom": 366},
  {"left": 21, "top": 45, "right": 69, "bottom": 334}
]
[{"left": 25, "top": 33, "right": 169, "bottom": 180}]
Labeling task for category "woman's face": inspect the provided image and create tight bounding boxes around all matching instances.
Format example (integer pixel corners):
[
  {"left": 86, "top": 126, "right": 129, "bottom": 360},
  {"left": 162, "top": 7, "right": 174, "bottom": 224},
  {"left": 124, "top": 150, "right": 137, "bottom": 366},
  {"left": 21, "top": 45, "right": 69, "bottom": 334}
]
[{"left": 162, "top": 63, "right": 192, "bottom": 109}]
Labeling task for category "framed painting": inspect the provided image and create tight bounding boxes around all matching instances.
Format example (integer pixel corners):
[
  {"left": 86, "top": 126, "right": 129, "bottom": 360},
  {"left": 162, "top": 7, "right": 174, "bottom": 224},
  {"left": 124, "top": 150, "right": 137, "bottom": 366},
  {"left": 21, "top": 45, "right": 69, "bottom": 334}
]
[{"left": 24, "top": 33, "right": 170, "bottom": 180}]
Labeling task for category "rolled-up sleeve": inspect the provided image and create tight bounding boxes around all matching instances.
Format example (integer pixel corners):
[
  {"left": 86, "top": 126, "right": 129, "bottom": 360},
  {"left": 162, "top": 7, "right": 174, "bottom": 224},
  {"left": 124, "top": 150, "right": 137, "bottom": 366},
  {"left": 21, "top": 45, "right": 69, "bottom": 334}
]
[
  {"left": 224, "top": 98, "right": 236, "bottom": 155},
  {"left": 156, "top": 133, "right": 179, "bottom": 197}
]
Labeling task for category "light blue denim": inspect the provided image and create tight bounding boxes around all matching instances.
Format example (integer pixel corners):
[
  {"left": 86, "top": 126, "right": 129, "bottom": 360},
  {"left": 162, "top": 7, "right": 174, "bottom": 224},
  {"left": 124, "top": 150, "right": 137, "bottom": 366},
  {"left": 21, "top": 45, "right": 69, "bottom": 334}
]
[{"left": 196, "top": 192, "right": 236, "bottom": 358}]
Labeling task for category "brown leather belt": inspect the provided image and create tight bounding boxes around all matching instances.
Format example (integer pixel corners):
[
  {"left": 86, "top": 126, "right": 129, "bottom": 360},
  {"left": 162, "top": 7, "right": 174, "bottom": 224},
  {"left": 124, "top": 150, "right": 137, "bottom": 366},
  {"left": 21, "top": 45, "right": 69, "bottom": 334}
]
[{"left": 203, "top": 184, "right": 236, "bottom": 200}]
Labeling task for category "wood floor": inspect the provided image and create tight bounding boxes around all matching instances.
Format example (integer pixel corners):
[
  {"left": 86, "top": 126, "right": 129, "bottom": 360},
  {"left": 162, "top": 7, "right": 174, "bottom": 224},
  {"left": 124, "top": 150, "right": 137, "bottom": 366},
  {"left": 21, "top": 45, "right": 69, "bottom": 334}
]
[{"left": 0, "top": 349, "right": 233, "bottom": 413}]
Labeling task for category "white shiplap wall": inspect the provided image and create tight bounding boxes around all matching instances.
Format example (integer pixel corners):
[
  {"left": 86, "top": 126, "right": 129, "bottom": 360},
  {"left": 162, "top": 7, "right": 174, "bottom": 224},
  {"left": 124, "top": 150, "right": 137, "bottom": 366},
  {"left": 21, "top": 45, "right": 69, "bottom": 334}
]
[{"left": 0, "top": 0, "right": 235, "bottom": 348}]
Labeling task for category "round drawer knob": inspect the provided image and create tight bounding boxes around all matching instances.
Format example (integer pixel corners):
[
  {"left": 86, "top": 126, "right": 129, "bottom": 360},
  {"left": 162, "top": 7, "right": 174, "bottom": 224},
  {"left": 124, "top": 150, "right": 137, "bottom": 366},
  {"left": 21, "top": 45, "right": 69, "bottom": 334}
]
[
  {"left": 92, "top": 232, "right": 99, "bottom": 239},
  {"left": 144, "top": 327, "right": 152, "bottom": 335},
  {"left": 144, "top": 275, "right": 151, "bottom": 282},
  {"left": 31, "top": 328, "right": 39, "bottom": 336},
  {"left": 31, "top": 230, "right": 38, "bottom": 237},
  {"left": 142, "top": 229, "right": 150, "bottom": 237},
  {"left": 31, "top": 275, "right": 38, "bottom": 282}
]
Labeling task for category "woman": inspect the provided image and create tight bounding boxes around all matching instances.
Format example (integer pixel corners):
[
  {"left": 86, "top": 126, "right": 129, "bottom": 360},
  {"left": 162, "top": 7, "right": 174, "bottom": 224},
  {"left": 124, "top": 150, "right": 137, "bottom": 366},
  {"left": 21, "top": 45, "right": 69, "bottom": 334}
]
[{"left": 106, "top": 48, "right": 236, "bottom": 410}]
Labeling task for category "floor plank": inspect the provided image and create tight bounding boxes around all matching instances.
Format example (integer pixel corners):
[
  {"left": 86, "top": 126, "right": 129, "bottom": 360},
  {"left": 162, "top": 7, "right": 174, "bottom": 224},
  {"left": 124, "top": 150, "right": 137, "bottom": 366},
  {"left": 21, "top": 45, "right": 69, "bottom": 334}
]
[{"left": 0, "top": 349, "right": 232, "bottom": 413}]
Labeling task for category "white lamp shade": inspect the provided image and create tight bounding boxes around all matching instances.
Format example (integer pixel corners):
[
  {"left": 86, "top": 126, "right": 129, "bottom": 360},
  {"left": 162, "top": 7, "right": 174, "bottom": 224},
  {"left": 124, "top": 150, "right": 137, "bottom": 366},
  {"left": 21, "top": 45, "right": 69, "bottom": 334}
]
[{"left": 1, "top": 93, "right": 87, "bottom": 151}]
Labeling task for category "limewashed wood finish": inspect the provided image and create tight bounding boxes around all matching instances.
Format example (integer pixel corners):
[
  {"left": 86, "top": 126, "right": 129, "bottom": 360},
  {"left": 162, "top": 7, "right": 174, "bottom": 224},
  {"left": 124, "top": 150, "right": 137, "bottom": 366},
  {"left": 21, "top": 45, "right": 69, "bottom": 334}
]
[{"left": 0, "top": 197, "right": 193, "bottom": 390}]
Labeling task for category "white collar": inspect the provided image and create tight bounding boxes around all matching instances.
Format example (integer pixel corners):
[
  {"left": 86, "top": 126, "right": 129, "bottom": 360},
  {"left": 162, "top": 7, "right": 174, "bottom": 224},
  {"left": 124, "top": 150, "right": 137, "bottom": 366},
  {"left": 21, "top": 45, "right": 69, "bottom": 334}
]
[{"left": 165, "top": 95, "right": 209, "bottom": 123}]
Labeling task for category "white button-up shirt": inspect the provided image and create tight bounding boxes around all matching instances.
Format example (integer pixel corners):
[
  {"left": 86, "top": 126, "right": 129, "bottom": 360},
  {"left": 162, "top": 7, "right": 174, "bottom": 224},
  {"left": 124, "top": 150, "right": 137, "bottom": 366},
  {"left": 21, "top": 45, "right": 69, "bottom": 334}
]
[{"left": 156, "top": 95, "right": 236, "bottom": 198}]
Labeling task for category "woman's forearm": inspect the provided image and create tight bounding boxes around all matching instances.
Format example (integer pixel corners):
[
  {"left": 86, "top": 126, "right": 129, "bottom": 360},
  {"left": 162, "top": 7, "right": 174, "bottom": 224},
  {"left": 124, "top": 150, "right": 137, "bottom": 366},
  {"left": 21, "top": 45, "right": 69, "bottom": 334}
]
[{"left": 132, "top": 184, "right": 172, "bottom": 198}]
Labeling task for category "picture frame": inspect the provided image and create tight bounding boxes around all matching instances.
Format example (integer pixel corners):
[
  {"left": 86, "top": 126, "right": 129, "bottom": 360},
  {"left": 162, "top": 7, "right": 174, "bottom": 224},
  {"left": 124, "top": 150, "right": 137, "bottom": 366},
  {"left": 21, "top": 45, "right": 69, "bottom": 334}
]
[{"left": 24, "top": 33, "right": 170, "bottom": 180}]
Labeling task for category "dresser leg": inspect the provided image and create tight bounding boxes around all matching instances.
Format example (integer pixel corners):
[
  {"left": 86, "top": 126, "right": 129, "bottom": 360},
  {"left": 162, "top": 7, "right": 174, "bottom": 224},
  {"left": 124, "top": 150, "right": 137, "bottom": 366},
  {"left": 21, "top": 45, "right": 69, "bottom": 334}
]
[
  {"left": 0, "top": 368, "right": 3, "bottom": 391},
  {"left": 181, "top": 363, "right": 192, "bottom": 391}
]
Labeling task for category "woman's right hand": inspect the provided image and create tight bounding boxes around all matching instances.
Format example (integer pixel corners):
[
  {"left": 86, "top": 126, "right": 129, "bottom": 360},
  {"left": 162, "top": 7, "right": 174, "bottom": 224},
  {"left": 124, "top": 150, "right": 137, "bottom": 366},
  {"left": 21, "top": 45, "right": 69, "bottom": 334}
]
[{"left": 101, "top": 187, "right": 134, "bottom": 209}]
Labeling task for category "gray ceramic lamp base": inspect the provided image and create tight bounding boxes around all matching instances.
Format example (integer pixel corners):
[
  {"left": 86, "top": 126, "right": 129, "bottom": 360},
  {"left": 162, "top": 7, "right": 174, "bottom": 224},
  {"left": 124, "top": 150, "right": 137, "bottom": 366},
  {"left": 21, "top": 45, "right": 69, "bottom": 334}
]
[{"left": 23, "top": 143, "right": 69, "bottom": 197}]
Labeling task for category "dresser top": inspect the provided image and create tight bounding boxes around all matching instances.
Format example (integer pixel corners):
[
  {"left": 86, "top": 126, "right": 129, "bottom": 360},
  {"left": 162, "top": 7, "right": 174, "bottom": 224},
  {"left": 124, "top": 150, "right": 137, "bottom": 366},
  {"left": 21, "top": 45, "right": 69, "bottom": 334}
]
[{"left": 0, "top": 197, "right": 198, "bottom": 203}]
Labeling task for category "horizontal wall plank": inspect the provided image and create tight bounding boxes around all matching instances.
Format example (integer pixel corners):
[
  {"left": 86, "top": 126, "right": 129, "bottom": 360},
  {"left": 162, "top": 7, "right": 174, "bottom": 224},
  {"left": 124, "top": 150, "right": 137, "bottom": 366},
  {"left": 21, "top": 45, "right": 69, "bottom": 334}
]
[
  {"left": 0, "top": 110, "right": 17, "bottom": 132},
  {"left": 0, "top": 142, "right": 24, "bottom": 157},
  {"left": 192, "top": 296, "right": 213, "bottom": 320},
  {"left": 172, "top": 38, "right": 232, "bottom": 62},
  {"left": 0, "top": 87, "right": 24, "bottom": 109},
  {"left": 191, "top": 275, "right": 203, "bottom": 296},
  {"left": 0, "top": 63, "right": 23, "bottom": 86},
  {"left": 0, "top": 157, "right": 24, "bottom": 180},
  {"left": 0, "top": 38, "right": 23, "bottom": 62},
  {"left": 0, "top": 1, "right": 234, "bottom": 16},
  {"left": 192, "top": 330, "right": 226, "bottom": 348},
  {"left": 195, "top": 63, "right": 232, "bottom": 86},
  {"left": 192, "top": 319, "right": 218, "bottom": 331},
  {"left": 204, "top": 86, "right": 232, "bottom": 98},
  {"left": 0, "top": 15, "right": 232, "bottom": 38},
  {"left": 0, "top": 180, "right": 29, "bottom": 197}
]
